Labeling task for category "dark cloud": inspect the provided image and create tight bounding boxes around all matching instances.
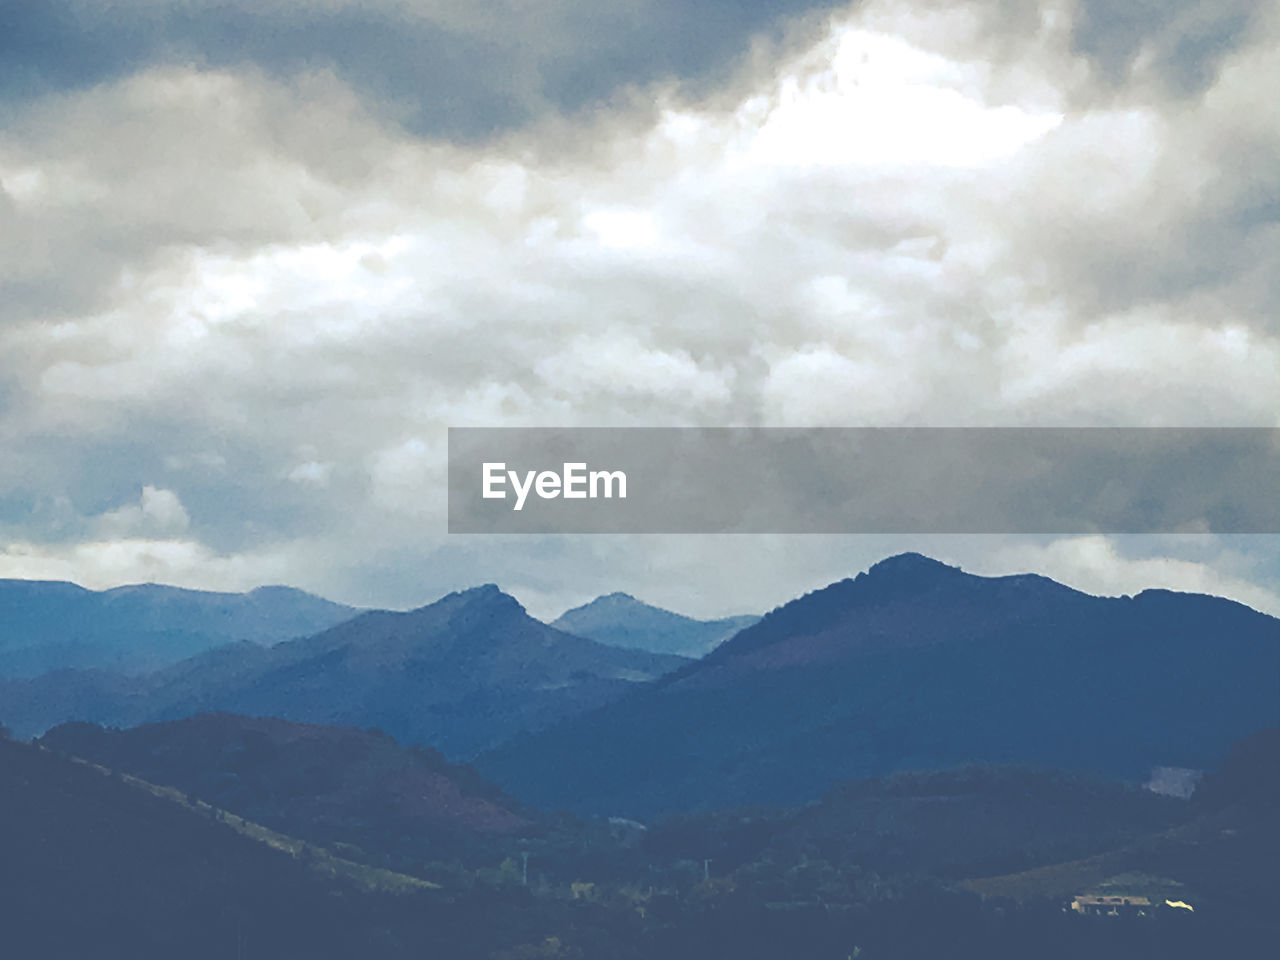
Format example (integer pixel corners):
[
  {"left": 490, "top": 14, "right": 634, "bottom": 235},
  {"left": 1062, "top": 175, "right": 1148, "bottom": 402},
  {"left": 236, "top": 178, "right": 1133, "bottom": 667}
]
[
  {"left": 533, "top": 0, "right": 843, "bottom": 110},
  {"left": 0, "top": 416, "right": 353, "bottom": 555},
  {"left": 0, "top": 1, "right": 158, "bottom": 101},
  {"left": 0, "top": 0, "right": 846, "bottom": 139},
  {"left": 1071, "top": 0, "right": 1262, "bottom": 97},
  {"left": 3, "top": 1, "right": 1263, "bottom": 143},
  {"left": 1000, "top": 94, "right": 1278, "bottom": 332},
  {"left": 0, "top": 0, "right": 523, "bottom": 138}
]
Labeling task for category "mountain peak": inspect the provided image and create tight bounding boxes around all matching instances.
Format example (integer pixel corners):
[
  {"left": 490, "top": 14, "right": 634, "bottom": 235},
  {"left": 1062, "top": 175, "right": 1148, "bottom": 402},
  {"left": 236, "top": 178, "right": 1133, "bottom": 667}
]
[
  {"left": 864, "top": 553, "right": 962, "bottom": 582},
  {"left": 557, "top": 592, "right": 670, "bottom": 624},
  {"left": 449, "top": 583, "right": 527, "bottom": 615},
  {"left": 247, "top": 584, "right": 310, "bottom": 598},
  {"left": 554, "top": 592, "right": 648, "bottom": 620},
  {"left": 400, "top": 583, "right": 527, "bottom": 621},
  {"left": 552, "top": 592, "right": 757, "bottom": 658}
]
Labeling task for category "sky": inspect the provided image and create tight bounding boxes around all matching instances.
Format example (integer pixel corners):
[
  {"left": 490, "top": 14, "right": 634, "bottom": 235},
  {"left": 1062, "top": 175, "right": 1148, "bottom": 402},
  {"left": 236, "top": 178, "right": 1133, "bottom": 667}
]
[{"left": 0, "top": 0, "right": 1276, "bottom": 622}]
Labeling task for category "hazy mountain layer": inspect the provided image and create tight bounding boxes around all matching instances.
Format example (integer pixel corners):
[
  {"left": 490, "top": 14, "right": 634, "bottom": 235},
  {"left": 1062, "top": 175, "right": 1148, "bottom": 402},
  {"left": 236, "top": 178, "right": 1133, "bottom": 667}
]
[
  {"left": 3, "top": 585, "right": 688, "bottom": 758},
  {"left": 0, "top": 579, "right": 357, "bottom": 677},
  {"left": 553, "top": 592, "right": 759, "bottom": 657}
]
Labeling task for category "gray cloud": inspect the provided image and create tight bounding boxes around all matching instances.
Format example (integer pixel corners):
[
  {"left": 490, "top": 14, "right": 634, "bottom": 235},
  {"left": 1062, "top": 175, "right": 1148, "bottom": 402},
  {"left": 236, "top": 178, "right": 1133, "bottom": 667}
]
[
  {"left": 0, "top": 0, "right": 1276, "bottom": 617},
  {"left": 0, "top": 0, "right": 846, "bottom": 139},
  {"left": 875, "top": 0, "right": 1269, "bottom": 105},
  {"left": 4, "top": 1, "right": 1263, "bottom": 136},
  {"left": 1071, "top": 0, "right": 1263, "bottom": 96}
]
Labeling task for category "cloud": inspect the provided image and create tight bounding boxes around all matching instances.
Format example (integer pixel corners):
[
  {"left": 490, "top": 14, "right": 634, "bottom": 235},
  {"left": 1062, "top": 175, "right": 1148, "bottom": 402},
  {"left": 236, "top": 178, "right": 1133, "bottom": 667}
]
[
  {"left": 986, "top": 534, "right": 1280, "bottom": 617},
  {"left": 534, "top": 333, "right": 737, "bottom": 412},
  {"left": 0, "top": 1, "right": 1275, "bottom": 613},
  {"left": 286, "top": 460, "right": 333, "bottom": 488},
  {"left": 742, "top": 27, "right": 1064, "bottom": 168},
  {"left": 0, "top": 0, "right": 848, "bottom": 139},
  {"left": 1069, "top": 0, "right": 1264, "bottom": 97},
  {"left": 0, "top": 535, "right": 302, "bottom": 593},
  {"left": 93, "top": 486, "right": 190, "bottom": 538},
  {"left": 369, "top": 437, "right": 445, "bottom": 517},
  {"left": 762, "top": 346, "right": 935, "bottom": 425}
]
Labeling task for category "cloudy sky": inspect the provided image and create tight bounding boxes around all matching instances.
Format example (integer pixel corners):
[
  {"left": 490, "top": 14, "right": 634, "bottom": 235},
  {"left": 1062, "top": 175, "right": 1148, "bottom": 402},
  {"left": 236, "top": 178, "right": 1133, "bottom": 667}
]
[{"left": 1, "top": 0, "right": 1276, "bottom": 621}]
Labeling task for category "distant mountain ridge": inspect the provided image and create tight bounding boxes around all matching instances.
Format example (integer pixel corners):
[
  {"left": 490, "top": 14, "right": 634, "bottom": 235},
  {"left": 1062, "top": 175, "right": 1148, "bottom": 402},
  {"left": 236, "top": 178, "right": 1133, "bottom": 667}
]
[
  {"left": 2, "top": 584, "right": 689, "bottom": 757},
  {"left": 0, "top": 578, "right": 358, "bottom": 677},
  {"left": 552, "top": 592, "right": 759, "bottom": 657},
  {"left": 479, "top": 553, "right": 1280, "bottom": 818}
]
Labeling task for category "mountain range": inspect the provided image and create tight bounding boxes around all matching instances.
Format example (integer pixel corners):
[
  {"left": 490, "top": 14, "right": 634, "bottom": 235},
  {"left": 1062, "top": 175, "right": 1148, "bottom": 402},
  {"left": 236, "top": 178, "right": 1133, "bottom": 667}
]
[
  {"left": 3, "top": 553, "right": 1277, "bottom": 817},
  {"left": 0, "top": 579, "right": 358, "bottom": 677},
  {"left": 2, "top": 585, "right": 688, "bottom": 757},
  {"left": 477, "top": 553, "right": 1280, "bottom": 818}
]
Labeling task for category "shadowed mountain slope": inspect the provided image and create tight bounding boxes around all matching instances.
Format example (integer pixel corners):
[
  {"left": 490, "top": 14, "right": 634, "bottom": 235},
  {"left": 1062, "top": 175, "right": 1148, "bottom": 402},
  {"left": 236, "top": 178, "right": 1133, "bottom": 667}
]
[
  {"left": 39, "top": 713, "right": 529, "bottom": 843},
  {"left": 479, "top": 554, "right": 1280, "bottom": 818},
  {"left": 0, "top": 732, "right": 431, "bottom": 958}
]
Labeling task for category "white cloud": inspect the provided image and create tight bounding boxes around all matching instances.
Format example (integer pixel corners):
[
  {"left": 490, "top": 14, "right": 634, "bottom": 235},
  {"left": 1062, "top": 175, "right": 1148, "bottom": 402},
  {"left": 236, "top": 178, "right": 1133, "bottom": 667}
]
[
  {"left": 582, "top": 208, "right": 661, "bottom": 249},
  {"left": 535, "top": 333, "right": 736, "bottom": 411},
  {"left": 287, "top": 461, "right": 333, "bottom": 487},
  {"left": 742, "top": 28, "right": 1063, "bottom": 169},
  {"left": 93, "top": 486, "right": 191, "bottom": 539},
  {"left": 368, "top": 437, "right": 446, "bottom": 517},
  {"left": 5, "top": 538, "right": 304, "bottom": 595},
  {"left": 986, "top": 535, "right": 1280, "bottom": 617},
  {"left": 762, "top": 346, "right": 925, "bottom": 425}
]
